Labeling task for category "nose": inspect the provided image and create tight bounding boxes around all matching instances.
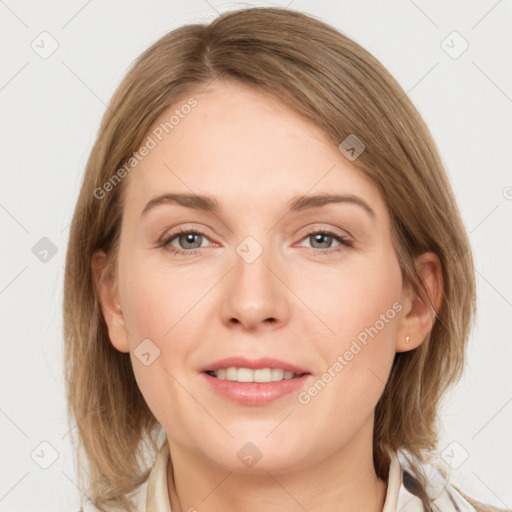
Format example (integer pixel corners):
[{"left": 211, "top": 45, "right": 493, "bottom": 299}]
[{"left": 219, "top": 243, "right": 291, "bottom": 332}]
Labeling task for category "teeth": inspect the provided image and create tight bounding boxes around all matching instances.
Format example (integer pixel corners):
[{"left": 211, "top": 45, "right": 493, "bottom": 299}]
[
  {"left": 226, "top": 367, "right": 237, "bottom": 381},
  {"left": 211, "top": 367, "right": 302, "bottom": 383}
]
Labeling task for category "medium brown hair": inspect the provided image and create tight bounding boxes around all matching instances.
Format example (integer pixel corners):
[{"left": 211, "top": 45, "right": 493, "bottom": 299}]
[{"left": 64, "top": 7, "right": 478, "bottom": 511}]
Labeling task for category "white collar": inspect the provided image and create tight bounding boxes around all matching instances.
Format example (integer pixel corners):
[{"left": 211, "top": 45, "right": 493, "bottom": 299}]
[{"left": 146, "top": 438, "right": 171, "bottom": 512}]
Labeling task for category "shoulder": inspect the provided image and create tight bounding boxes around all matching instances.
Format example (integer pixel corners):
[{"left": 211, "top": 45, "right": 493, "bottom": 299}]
[
  {"left": 401, "top": 471, "right": 478, "bottom": 511},
  {"left": 397, "top": 451, "right": 509, "bottom": 512}
]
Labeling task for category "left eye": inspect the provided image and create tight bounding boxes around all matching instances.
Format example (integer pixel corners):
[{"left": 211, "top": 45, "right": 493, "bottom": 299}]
[{"left": 297, "top": 230, "right": 352, "bottom": 251}]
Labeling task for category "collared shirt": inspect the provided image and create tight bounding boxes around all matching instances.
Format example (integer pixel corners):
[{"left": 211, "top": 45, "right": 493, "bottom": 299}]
[{"left": 82, "top": 439, "right": 478, "bottom": 512}]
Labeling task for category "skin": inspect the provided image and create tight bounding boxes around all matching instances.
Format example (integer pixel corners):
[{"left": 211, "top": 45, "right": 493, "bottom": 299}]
[{"left": 93, "top": 80, "right": 442, "bottom": 512}]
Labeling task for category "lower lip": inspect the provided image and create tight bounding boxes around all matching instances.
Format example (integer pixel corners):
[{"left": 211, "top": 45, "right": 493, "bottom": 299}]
[{"left": 201, "top": 372, "right": 312, "bottom": 406}]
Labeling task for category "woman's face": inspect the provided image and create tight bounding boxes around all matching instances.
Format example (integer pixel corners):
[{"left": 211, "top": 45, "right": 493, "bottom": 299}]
[{"left": 100, "top": 80, "right": 421, "bottom": 472}]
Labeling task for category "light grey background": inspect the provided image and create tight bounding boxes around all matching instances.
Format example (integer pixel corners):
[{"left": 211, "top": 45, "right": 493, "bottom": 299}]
[{"left": 1, "top": 1, "right": 511, "bottom": 510}]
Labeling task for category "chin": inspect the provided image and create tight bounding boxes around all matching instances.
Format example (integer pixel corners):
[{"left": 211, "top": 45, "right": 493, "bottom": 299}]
[{"left": 199, "top": 437, "right": 311, "bottom": 474}]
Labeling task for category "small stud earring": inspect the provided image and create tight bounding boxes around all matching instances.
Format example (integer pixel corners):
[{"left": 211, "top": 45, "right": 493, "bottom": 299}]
[{"left": 405, "top": 335, "right": 410, "bottom": 344}]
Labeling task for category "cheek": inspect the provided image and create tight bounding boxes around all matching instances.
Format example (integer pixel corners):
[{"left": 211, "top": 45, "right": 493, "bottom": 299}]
[
  {"left": 118, "top": 254, "right": 219, "bottom": 369},
  {"left": 296, "top": 254, "right": 402, "bottom": 411},
  {"left": 120, "top": 259, "right": 206, "bottom": 343},
  {"left": 299, "top": 251, "right": 402, "bottom": 350},
  {"left": 118, "top": 263, "right": 206, "bottom": 439}
]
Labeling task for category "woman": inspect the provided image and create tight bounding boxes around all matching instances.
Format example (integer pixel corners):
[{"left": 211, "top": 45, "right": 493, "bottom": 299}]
[{"left": 63, "top": 7, "right": 503, "bottom": 512}]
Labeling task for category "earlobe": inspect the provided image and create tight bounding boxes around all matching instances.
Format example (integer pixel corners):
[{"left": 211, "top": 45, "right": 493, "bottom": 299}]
[
  {"left": 396, "top": 252, "right": 443, "bottom": 353},
  {"left": 91, "top": 251, "right": 130, "bottom": 353}
]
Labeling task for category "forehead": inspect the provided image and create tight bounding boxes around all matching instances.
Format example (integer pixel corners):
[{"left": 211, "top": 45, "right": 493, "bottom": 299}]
[{"left": 123, "top": 81, "right": 387, "bottom": 220}]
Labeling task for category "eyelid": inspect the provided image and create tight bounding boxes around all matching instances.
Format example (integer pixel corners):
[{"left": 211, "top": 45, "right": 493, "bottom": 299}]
[{"left": 298, "top": 224, "right": 353, "bottom": 241}]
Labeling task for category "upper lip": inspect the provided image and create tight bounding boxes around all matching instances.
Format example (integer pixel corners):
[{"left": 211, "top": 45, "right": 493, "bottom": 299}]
[{"left": 200, "top": 357, "right": 310, "bottom": 375}]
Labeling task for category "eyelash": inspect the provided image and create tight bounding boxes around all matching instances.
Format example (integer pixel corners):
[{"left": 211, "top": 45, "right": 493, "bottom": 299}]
[{"left": 158, "top": 227, "right": 354, "bottom": 257}]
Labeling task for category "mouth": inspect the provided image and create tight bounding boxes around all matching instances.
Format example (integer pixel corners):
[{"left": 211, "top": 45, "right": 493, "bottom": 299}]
[
  {"left": 204, "top": 367, "right": 308, "bottom": 383},
  {"left": 199, "top": 358, "right": 313, "bottom": 405}
]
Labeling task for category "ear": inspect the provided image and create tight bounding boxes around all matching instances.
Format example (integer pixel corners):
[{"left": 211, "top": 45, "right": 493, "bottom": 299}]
[
  {"left": 91, "top": 250, "right": 130, "bottom": 353},
  {"left": 396, "top": 252, "right": 443, "bottom": 353}
]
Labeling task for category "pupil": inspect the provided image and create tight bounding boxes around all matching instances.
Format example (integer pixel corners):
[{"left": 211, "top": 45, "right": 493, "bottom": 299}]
[
  {"left": 313, "top": 233, "right": 331, "bottom": 248},
  {"left": 182, "top": 233, "right": 201, "bottom": 249}
]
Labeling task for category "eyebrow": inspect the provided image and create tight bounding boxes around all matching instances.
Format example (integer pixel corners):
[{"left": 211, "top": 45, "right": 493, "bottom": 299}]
[{"left": 140, "top": 192, "right": 376, "bottom": 219}]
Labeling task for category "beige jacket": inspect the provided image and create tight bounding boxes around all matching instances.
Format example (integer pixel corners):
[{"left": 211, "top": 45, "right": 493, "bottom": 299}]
[{"left": 81, "top": 440, "right": 481, "bottom": 512}]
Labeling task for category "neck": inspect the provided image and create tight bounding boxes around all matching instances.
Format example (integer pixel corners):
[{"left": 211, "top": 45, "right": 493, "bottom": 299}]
[{"left": 167, "top": 416, "right": 388, "bottom": 512}]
